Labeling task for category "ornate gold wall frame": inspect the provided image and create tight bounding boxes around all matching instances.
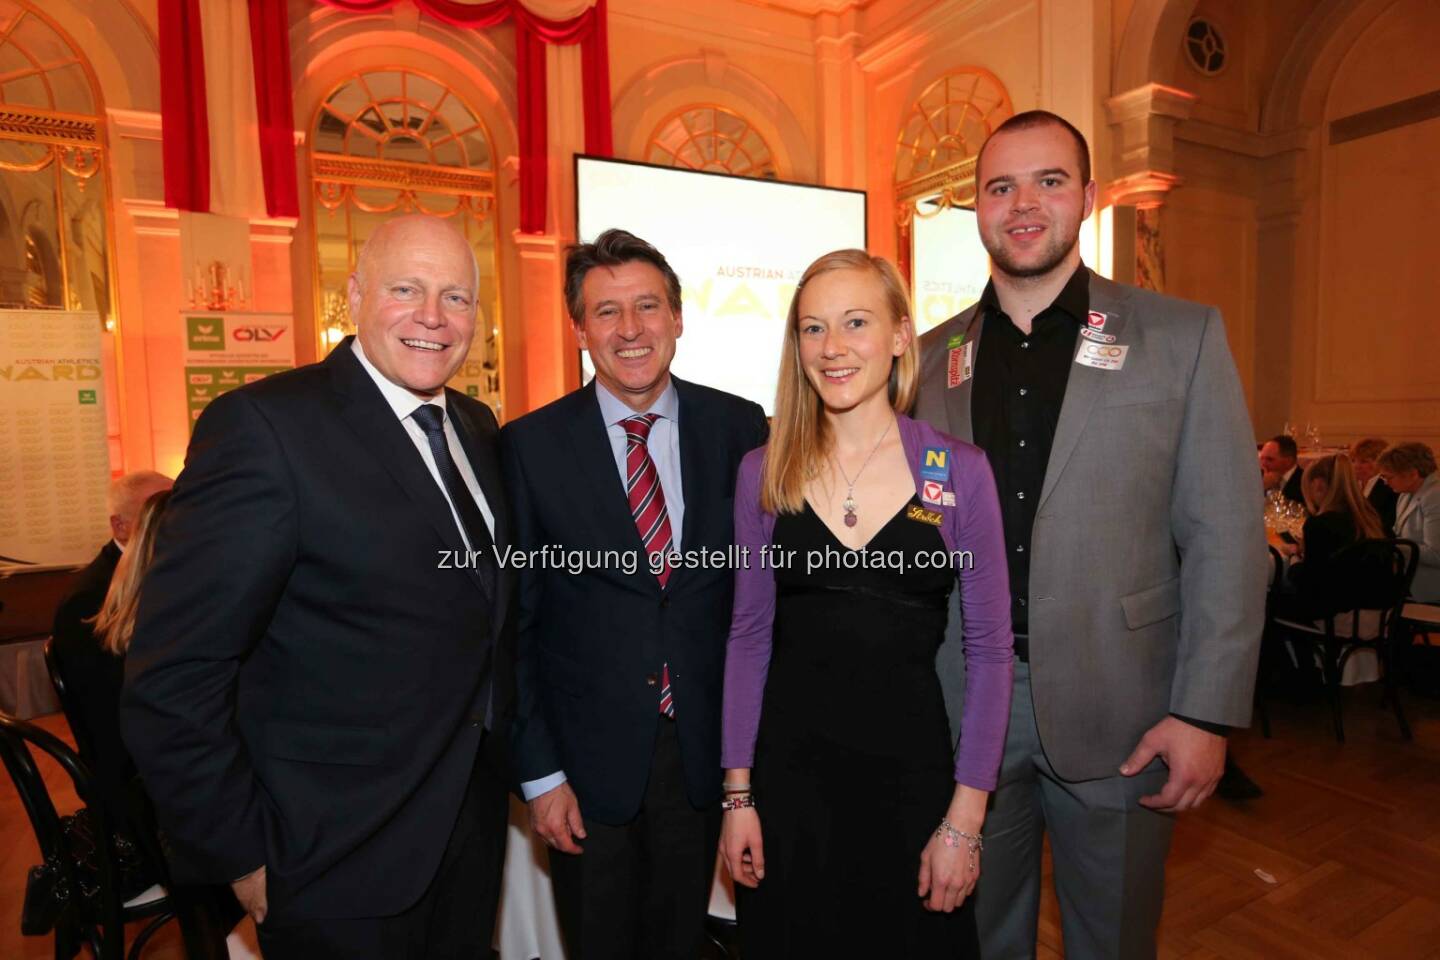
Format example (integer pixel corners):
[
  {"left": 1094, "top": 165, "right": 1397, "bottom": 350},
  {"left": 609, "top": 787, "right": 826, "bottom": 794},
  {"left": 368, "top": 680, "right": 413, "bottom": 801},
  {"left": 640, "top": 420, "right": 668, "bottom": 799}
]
[
  {"left": 0, "top": 3, "right": 117, "bottom": 331},
  {"left": 309, "top": 67, "right": 504, "bottom": 416}
]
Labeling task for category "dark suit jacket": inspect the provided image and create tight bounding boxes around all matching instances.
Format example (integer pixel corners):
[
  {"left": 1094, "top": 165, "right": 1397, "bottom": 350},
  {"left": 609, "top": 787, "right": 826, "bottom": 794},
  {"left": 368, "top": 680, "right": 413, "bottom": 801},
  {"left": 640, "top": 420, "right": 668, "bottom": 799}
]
[
  {"left": 1368, "top": 478, "right": 1398, "bottom": 534},
  {"left": 1281, "top": 466, "right": 1305, "bottom": 506},
  {"left": 121, "top": 338, "right": 514, "bottom": 922},
  {"left": 502, "top": 378, "right": 766, "bottom": 825},
  {"left": 50, "top": 542, "right": 135, "bottom": 816}
]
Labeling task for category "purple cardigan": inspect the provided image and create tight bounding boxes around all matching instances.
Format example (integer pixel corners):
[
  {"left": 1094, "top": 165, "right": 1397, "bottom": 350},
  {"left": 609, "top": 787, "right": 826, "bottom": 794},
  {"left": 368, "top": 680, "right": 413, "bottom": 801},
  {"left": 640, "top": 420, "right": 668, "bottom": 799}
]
[{"left": 720, "top": 414, "right": 1015, "bottom": 791}]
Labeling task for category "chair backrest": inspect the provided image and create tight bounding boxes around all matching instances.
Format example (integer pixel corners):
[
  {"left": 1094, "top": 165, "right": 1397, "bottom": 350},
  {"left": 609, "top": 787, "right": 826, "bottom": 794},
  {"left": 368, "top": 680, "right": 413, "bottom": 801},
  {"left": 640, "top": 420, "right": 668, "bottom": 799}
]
[
  {"left": 0, "top": 711, "right": 126, "bottom": 954},
  {"left": 42, "top": 636, "right": 102, "bottom": 766},
  {"left": 1327, "top": 538, "right": 1417, "bottom": 614}
]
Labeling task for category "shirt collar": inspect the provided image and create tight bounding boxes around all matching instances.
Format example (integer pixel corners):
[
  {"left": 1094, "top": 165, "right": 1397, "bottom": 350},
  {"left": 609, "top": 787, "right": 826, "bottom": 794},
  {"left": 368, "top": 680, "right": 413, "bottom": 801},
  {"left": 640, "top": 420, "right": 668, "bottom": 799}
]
[
  {"left": 978, "top": 262, "right": 1091, "bottom": 326},
  {"left": 594, "top": 377, "right": 679, "bottom": 428},
  {"left": 352, "top": 337, "right": 448, "bottom": 422}
]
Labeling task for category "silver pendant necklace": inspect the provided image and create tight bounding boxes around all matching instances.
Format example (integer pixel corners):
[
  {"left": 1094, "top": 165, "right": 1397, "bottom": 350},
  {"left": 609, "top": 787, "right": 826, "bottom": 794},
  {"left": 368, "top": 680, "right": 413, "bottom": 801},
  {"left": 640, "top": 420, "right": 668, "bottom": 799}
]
[{"left": 831, "top": 417, "right": 894, "bottom": 528}]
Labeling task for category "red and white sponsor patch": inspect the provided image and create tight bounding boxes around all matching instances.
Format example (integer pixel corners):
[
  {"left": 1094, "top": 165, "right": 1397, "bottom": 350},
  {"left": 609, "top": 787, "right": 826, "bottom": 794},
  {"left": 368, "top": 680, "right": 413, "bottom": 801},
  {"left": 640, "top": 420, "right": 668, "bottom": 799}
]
[
  {"left": 1087, "top": 310, "right": 1107, "bottom": 331},
  {"left": 922, "top": 480, "right": 944, "bottom": 505}
]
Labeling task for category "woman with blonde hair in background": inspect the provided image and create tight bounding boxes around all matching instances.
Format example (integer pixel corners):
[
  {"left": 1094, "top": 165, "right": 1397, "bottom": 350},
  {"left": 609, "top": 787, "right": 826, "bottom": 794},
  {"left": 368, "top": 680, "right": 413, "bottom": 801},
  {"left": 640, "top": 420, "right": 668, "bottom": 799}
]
[
  {"left": 71, "top": 490, "right": 249, "bottom": 957},
  {"left": 719, "top": 249, "right": 1013, "bottom": 957},
  {"left": 1275, "top": 454, "right": 1385, "bottom": 621}
]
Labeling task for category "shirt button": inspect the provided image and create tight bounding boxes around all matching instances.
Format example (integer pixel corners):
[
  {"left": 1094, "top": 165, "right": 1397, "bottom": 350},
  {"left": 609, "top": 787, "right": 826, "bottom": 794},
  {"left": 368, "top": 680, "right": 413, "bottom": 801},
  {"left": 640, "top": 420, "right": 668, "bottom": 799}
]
[
  {"left": 1019, "top": 388, "right": 1028, "bottom": 397},
  {"left": 1018, "top": 439, "right": 1027, "bottom": 447},
  {"left": 1017, "top": 491, "right": 1026, "bottom": 500},
  {"left": 1019, "top": 597, "right": 1028, "bottom": 606},
  {"left": 1020, "top": 341, "right": 1030, "bottom": 349},
  {"left": 1015, "top": 544, "right": 1025, "bottom": 553}
]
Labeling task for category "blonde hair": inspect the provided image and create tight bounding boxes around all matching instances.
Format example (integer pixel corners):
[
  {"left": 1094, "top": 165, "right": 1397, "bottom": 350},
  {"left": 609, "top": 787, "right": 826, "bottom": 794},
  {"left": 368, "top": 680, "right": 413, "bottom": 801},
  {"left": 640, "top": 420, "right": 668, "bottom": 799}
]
[
  {"left": 761, "top": 249, "right": 917, "bottom": 514},
  {"left": 91, "top": 489, "right": 171, "bottom": 655},
  {"left": 1302, "top": 455, "right": 1384, "bottom": 540}
]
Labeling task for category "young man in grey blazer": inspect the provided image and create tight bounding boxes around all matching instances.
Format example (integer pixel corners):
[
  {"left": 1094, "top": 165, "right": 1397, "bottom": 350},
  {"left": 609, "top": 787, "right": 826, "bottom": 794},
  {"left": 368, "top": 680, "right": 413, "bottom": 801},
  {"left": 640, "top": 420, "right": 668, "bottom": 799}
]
[{"left": 914, "top": 111, "right": 1266, "bottom": 959}]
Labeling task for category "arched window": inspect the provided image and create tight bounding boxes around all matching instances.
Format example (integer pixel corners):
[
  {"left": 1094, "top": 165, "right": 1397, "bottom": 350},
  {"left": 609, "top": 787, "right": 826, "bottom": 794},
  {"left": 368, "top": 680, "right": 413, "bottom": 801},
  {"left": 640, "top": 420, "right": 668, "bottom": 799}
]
[
  {"left": 310, "top": 68, "right": 503, "bottom": 415},
  {"left": 645, "top": 105, "right": 776, "bottom": 179},
  {"left": 0, "top": 0, "right": 113, "bottom": 325},
  {"left": 894, "top": 68, "right": 1012, "bottom": 332}
]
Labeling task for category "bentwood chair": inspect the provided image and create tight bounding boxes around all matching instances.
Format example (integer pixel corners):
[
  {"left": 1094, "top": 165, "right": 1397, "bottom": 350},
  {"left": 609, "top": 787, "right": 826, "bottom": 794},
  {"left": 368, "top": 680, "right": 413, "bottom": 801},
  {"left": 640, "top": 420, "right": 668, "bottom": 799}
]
[
  {"left": 0, "top": 710, "right": 174, "bottom": 959},
  {"left": 1271, "top": 538, "right": 1418, "bottom": 742}
]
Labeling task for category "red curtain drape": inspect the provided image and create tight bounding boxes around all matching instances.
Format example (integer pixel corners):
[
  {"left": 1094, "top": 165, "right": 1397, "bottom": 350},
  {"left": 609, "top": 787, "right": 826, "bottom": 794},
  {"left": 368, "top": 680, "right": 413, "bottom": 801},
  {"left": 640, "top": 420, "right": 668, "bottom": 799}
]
[
  {"left": 159, "top": 0, "right": 210, "bottom": 212},
  {"left": 248, "top": 0, "right": 300, "bottom": 218},
  {"left": 161, "top": 0, "right": 613, "bottom": 231}
]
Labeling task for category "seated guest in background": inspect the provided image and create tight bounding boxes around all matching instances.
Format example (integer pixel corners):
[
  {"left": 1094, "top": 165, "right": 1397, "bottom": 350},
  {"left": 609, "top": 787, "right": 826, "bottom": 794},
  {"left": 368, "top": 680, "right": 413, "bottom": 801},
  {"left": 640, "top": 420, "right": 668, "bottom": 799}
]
[
  {"left": 1350, "top": 437, "right": 1398, "bottom": 533},
  {"left": 1275, "top": 454, "right": 1385, "bottom": 620},
  {"left": 51, "top": 470, "right": 173, "bottom": 809},
  {"left": 1259, "top": 434, "right": 1304, "bottom": 505},
  {"left": 1379, "top": 442, "right": 1440, "bottom": 602},
  {"left": 83, "top": 489, "right": 172, "bottom": 829},
  {"left": 720, "top": 250, "right": 1012, "bottom": 957},
  {"left": 89, "top": 491, "right": 246, "bottom": 958}
]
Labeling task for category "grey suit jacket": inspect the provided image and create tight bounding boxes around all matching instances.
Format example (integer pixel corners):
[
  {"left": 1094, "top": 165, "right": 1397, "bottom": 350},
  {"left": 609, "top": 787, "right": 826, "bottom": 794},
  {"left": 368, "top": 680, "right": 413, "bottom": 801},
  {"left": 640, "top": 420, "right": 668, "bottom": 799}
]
[
  {"left": 915, "top": 270, "right": 1267, "bottom": 782},
  {"left": 1396, "top": 473, "right": 1440, "bottom": 602}
]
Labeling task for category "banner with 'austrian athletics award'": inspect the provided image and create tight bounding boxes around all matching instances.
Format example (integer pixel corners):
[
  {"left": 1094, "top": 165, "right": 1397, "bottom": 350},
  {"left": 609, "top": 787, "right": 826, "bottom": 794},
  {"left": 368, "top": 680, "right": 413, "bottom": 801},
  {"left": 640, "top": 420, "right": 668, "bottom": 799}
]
[{"left": 0, "top": 309, "right": 109, "bottom": 569}]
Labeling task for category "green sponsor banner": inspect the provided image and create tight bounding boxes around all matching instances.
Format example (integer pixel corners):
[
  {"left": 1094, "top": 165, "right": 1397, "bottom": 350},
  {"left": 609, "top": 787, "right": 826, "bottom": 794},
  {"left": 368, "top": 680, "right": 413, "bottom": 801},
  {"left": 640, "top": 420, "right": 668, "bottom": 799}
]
[
  {"left": 186, "top": 316, "right": 226, "bottom": 351},
  {"left": 78, "top": 389, "right": 97, "bottom": 404},
  {"left": 185, "top": 366, "right": 290, "bottom": 432}
]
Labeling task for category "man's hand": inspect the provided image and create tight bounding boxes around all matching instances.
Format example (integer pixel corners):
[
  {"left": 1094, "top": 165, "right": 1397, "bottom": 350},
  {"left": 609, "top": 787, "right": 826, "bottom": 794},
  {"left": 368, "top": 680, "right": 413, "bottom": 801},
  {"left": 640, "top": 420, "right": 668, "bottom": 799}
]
[
  {"left": 1119, "top": 716, "right": 1226, "bottom": 812},
  {"left": 528, "top": 782, "right": 587, "bottom": 854},
  {"left": 231, "top": 865, "right": 267, "bottom": 924}
]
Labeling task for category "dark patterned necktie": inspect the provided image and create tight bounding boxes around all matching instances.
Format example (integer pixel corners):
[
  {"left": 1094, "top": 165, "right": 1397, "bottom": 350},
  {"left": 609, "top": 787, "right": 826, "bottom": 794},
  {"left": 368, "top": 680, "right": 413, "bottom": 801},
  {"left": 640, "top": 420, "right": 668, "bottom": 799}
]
[
  {"left": 622, "top": 413, "right": 675, "bottom": 717},
  {"left": 412, "top": 403, "right": 496, "bottom": 602}
]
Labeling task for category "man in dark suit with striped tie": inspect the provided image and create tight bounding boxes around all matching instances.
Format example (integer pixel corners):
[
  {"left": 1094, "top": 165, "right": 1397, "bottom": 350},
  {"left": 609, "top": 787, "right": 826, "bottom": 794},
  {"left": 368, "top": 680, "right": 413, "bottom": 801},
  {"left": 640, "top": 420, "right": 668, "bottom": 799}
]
[{"left": 502, "top": 229, "right": 767, "bottom": 959}]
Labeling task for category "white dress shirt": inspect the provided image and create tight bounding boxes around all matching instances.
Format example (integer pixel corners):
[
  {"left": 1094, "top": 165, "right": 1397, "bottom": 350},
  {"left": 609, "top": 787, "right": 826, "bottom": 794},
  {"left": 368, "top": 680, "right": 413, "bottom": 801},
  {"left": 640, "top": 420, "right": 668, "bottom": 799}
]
[
  {"left": 352, "top": 339, "right": 495, "bottom": 544},
  {"left": 520, "top": 377, "right": 685, "bottom": 802}
]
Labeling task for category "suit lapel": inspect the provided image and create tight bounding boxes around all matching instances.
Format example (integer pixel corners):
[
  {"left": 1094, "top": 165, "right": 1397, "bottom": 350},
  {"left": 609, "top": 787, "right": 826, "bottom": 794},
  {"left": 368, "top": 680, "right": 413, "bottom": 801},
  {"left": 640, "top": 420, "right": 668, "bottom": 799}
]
[
  {"left": 672, "top": 378, "right": 710, "bottom": 593},
  {"left": 328, "top": 341, "right": 491, "bottom": 598},
  {"left": 1038, "top": 274, "right": 1133, "bottom": 511},
  {"left": 566, "top": 383, "right": 650, "bottom": 560},
  {"left": 942, "top": 307, "right": 985, "bottom": 443}
]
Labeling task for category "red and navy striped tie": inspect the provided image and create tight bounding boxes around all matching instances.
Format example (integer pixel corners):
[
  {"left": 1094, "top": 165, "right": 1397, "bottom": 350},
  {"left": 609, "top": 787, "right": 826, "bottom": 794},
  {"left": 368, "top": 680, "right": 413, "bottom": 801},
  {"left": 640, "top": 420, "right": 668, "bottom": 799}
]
[{"left": 623, "top": 413, "right": 676, "bottom": 717}]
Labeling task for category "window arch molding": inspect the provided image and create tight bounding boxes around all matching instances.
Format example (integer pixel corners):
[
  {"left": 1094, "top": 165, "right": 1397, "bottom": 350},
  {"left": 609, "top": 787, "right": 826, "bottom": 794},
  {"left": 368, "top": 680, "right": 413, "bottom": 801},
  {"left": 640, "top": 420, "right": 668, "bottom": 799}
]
[
  {"left": 643, "top": 104, "right": 777, "bottom": 178},
  {"left": 612, "top": 54, "right": 811, "bottom": 183},
  {"left": 0, "top": 0, "right": 118, "bottom": 325}
]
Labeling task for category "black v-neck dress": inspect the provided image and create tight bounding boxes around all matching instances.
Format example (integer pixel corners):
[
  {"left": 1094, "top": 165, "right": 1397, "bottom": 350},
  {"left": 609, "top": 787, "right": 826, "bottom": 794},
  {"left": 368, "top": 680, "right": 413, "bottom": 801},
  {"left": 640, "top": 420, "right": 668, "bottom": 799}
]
[{"left": 736, "top": 496, "right": 980, "bottom": 958}]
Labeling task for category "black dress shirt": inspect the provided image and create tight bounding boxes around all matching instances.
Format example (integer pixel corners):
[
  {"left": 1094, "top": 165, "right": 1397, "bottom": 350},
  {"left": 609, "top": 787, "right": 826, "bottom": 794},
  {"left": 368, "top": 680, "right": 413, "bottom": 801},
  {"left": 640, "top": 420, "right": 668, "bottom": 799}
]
[
  {"left": 967, "top": 266, "right": 1229, "bottom": 737},
  {"left": 971, "top": 265, "right": 1088, "bottom": 656}
]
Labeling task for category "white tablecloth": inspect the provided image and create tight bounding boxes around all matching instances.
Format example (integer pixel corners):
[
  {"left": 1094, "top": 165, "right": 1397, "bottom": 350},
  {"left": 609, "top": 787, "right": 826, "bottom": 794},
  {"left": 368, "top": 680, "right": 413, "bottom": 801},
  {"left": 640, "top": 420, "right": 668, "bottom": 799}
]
[
  {"left": 0, "top": 636, "right": 61, "bottom": 718},
  {"left": 495, "top": 797, "right": 736, "bottom": 960}
]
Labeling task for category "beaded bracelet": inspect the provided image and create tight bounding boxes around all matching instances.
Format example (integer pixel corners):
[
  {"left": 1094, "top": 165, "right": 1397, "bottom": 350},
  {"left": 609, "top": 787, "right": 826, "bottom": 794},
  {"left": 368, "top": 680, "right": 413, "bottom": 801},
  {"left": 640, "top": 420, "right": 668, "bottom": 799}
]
[
  {"left": 935, "top": 818, "right": 983, "bottom": 872},
  {"left": 721, "top": 794, "right": 756, "bottom": 812}
]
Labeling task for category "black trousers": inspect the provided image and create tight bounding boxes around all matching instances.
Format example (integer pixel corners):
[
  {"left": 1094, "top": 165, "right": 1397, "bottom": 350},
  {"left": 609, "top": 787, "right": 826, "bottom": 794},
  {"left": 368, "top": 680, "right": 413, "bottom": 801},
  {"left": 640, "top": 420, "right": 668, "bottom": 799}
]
[
  {"left": 548, "top": 718, "right": 721, "bottom": 960},
  {"left": 256, "top": 748, "right": 509, "bottom": 960}
]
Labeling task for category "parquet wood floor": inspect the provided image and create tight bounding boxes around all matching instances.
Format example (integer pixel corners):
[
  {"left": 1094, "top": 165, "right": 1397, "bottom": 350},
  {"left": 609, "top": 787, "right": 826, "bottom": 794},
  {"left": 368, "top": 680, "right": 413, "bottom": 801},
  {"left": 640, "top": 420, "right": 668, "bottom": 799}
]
[{"left": 4, "top": 688, "right": 1440, "bottom": 959}]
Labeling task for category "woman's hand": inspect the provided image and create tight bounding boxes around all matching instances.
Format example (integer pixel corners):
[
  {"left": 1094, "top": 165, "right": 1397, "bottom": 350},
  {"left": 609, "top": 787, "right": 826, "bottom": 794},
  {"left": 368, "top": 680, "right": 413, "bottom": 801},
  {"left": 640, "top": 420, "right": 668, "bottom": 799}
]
[
  {"left": 720, "top": 807, "right": 766, "bottom": 888},
  {"left": 917, "top": 823, "right": 980, "bottom": 912},
  {"left": 918, "top": 783, "right": 987, "bottom": 912}
]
